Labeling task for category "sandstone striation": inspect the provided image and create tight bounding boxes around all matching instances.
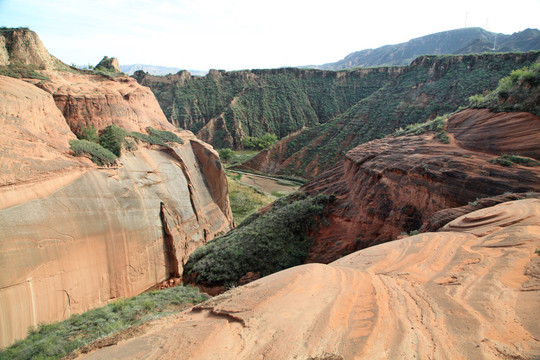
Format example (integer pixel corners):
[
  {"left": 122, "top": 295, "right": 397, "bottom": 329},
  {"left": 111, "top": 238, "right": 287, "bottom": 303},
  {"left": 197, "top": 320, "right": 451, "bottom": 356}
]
[
  {"left": 301, "top": 109, "right": 540, "bottom": 263},
  {"left": 0, "top": 72, "right": 234, "bottom": 347},
  {"left": 77, "top": 199, "right": 540, "bottom": 360},
  {"left": 35, "top": 71, "right": 176, "bottom": 134}
]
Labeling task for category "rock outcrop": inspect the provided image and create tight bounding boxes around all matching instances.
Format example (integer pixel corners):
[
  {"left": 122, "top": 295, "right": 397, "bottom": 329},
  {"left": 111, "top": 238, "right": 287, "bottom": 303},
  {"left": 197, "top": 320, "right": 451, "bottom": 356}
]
[
  {"left": 0, "top": 28, "right": 60, "bottom": 69},
  {"left": 0, "top": 67, "right": 234, "bottom": 347},
  {"left": 301, "top": 109, "right": 540, "bottom": 263},
  {"left": 77, "top": 198, "right": 540, "bottom": 360},
  {"left": 94, "top": 56, "right": 121, "bottom": 72}
]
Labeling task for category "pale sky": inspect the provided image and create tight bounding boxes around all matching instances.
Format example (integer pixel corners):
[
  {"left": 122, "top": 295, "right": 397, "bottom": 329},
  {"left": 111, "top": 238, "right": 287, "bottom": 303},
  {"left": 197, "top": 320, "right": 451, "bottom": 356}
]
[{"left": 1, "top": 0, "right": 539, "bottom": 71}]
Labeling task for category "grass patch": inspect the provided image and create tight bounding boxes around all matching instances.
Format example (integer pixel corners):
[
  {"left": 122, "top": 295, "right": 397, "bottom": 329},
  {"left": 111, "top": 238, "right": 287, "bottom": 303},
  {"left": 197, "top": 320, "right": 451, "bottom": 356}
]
[
  {"left": 184, "top": 192, "right": 335, "bottom": 286},
  {"left": 393, "top": 114, "right": 450, "bottom": 143},
  {"left": 227, "top": 175, "right": 276, "bottom": 223},
  {"left": 490, "top": 153, "right": 540, "bottom": 167},
  {"left": 0, "top": 285, "right": 207, "bottom": 360},
  {"left": 0, "top": 63, "right": 49, "bottom": 80}
]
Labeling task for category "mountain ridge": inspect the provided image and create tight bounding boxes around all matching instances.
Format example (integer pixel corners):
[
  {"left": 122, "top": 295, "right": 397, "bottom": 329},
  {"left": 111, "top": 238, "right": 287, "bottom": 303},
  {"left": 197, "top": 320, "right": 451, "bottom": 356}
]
[{"left": 306, "top": 27, "right": 540, "bottom": 70}]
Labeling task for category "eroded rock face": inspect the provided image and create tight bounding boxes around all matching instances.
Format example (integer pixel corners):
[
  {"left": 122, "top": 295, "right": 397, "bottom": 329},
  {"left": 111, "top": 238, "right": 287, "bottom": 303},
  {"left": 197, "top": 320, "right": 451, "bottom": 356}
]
[
  {"left": 0, "top": 28, "right": 58, "bottom": 68},
  {"left": 302, "top": 109, "right": 540, "bottom": 263},
  {"left": 77, "top": 199, "right": 540, "bottom": 360},
  {"left": 35, "top": 72, "right": 175, "bottom": 134},
  {"left": 0, "top": 76, "right": 234, "bottom": 347}
]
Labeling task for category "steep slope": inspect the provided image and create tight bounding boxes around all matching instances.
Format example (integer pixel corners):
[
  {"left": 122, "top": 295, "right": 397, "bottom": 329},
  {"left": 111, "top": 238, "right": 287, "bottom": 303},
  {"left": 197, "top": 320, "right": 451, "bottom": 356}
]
[
  {"left": 0, "top": 29, "right": 234, "bottom": 348},
  {"left": 134, "top": 67, "right": 402, "bottom": 149},
  {"left": 302, "top": 108, "right": 540, "bottom": 263},
  {"left": 77, "top": 198, "right": 540, "bottom": 360},
  {"left": 183, "top": 106, "right": 540, "bottom": 287},
  {"left": 311, "top": 27, "right": 540, "bottom": 70},
  {"left": 244, "top": 52, "right": 540, "bottom": 178}
]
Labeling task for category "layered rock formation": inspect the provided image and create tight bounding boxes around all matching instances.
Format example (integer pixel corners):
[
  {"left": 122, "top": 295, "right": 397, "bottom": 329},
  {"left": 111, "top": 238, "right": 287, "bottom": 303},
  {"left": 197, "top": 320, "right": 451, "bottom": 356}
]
[
  {"left": 0, "top": 33, "right": 234, "bottom": 347},
  {"left": 301, "top": 109, "right": 540, "bottom": 263},
  {"left": 0, "top": 27, "right": 61, "bottom": 69},
  {"left": 77, "top": 198, "right": 540, "bottom": 360}
]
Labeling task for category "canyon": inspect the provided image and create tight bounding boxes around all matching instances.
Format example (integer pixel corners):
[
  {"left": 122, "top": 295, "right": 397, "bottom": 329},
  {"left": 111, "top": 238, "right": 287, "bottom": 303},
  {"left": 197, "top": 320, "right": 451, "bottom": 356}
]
[{"left": 0, "top": 29, "right": 233, "bottom": 348}]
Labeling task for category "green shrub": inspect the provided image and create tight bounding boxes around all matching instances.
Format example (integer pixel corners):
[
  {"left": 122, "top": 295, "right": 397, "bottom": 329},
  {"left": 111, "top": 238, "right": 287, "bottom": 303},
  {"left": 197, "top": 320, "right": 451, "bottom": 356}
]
[
  {"left": 99, "top": 125, "right": 128, "bottom": 156},
  {"left": 76, "top": 125, "right": 99, "bottom": 143},
  {"left": 241, "top": 133, "right": 277, "bottom": 150},
  {"left": 69, "top": 139, "right": 117, "bottom": 166},
  {"left": 218, "top": 148, "right": 234, "bottom": 162},
  {"left": 0, "top": 62, "right": 49, "bottom": 80},
  {"left": 184, "top": 192, "right": 335, "bottom": 285},
  {"left": 490, "top": 153, "right": 540, "bottom": 167},
  {"left": 146, "top": 127, "right": 184, "bottom": 144},
  {"left": 0, "top": 286, "right": 207, "bottom": 360}
]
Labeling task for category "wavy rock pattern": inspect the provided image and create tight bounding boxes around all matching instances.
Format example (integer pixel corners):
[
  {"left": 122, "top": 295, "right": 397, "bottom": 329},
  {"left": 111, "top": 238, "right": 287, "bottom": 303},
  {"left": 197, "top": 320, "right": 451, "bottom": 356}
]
[{"left": 79, "top": 199, "right": 540, "bottom": 359}]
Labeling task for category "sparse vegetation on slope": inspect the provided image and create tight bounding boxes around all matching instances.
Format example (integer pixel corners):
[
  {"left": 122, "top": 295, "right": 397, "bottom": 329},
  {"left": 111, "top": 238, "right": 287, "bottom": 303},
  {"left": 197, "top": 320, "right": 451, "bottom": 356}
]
[
  {"left": 0, "top": 286, "right": 207, "bottom": 360},
  {"left": 184, "top": 192, "right": 335, "bottom": 286},
  {"left": 469, "top": 62, "right": 540, "bottom": 115}
]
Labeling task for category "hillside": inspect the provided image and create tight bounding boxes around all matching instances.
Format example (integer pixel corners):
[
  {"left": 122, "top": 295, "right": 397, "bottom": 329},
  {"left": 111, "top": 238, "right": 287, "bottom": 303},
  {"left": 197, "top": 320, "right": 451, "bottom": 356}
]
[
  {"left": 309, "top": 27, "right": 540, "bottom": 70},
  {"left": 134, "top": 67, "right": 402, "bottom": 149},
  {"left": 0, "top": 28, "right": 234, "bottom": 348},
  {"left": 243, "top": 52, "right": 540, "bottom": 178}
]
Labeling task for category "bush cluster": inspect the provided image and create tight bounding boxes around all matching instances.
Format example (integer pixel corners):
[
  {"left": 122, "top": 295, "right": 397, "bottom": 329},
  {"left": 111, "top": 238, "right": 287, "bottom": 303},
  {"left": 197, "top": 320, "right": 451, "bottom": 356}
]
[
  {"left": 70, "top": 125, "right": 183, "bottom": 165},
  {"left": 184, "top": 192, "right": 335, "bottom": 285},
  {"left": 241, "top": 133, "right": 277, "bottom": 150},
  {"left": 490, "top": 153, "right": 540, "bottom": 167},
  {"left": 69, "top": 139, "right": 118, "bottom": 166},
  {"left": 393, "top": 115, "right": 450, "bottom": 143}
]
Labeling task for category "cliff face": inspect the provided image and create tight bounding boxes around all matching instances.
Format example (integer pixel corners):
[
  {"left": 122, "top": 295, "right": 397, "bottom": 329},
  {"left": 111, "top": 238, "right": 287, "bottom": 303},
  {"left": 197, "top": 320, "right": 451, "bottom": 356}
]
[
  {"left": 301, "top": 109, "right": 540, "bottom": 263},
  {"left": 35, "top": 72, "right": 175, "bottom": 134},
  {"left": 0, "top": 51, "right": 233, "bottom": 347},
  {"left": 135, "top": 66, "right": 401, "bottom": 149},
  {"left": 242, "top": 52, "right": 540, "bottom": 178},
  {"left": 75, "top": 198, "right": 540, "bottom": 360}
]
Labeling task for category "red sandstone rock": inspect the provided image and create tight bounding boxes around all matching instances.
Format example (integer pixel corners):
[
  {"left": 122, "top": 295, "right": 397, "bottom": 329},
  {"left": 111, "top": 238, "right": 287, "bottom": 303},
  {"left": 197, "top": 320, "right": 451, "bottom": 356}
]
[
  {"left": 0, "top": 75, "right": 234, "bottom": 348},
  {"left": 301, "top": 109, "right": 540, "bottom": 263},
  {"left": 77, "top": 199, "right": 540, "bottom": 360}
]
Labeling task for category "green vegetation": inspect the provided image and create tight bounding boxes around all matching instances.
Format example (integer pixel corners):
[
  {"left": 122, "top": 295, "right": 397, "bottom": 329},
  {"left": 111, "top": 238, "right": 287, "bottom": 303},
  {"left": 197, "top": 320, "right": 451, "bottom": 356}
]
[
  {"left": 241, "top": 133, "right": 277, "bottom": 150},
  {"left": 70, "top": 125, "right": 183, "bottom": 165},
  {"left": 99, "top": 125, "right": 127, "bottom": 156},
  {"left": 69, "top": 139, "right": 118, "bottom": 166},
  {"left": 393, "top": 114, "right": 450, "bottom": 143},
  {"left": 227, "top": 175, "right": 276, "bottom": 223},
  {"left": 0, "top": 285, "right": 207, "bottom": 360},
  {"left": 490, "top": 153, "right": 540, "bottom": 167},
  {"left": 276, "top": 52, "right": 539, "bottom": 177},
  {"left": 0, "top": 62, "right": 49, "bottom": 80},
  {"left": 218, "top": 148, "right": 234, "bottom": 162},
  {"left": 76, "top": 125, "right": 99, "bottom": 143},
  {"left": 184, "top": 192, "right": 335, "bottom": 285},
  {"left": 468, "top": 62, "right": 540, "bottom": 115}
]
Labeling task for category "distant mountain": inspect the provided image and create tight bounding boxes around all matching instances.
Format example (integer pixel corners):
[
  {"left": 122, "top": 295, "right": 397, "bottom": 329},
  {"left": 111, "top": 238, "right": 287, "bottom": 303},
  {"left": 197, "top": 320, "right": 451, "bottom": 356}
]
[
  {"left": 308, "top": 27, "right": 540, "bottom": 70},
  {"left": 121, "top": 64, "right": 207, "bottom": 76}
]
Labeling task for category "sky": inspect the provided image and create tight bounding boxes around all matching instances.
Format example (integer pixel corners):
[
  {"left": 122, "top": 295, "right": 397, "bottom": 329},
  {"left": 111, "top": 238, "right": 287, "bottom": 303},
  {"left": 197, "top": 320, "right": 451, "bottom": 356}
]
[{"left": 1, "top": 0, "right": 539, "bottom": 71}]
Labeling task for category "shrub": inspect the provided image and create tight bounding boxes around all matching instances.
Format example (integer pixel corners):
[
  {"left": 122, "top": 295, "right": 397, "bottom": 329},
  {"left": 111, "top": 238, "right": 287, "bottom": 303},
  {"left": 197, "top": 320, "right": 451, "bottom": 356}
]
[
  {"left": 76, "top": 125, "right": 99, "bottom": 143},
  {"left": 218, "top": 148, "right": 234, "bottom": 162},
  {"left": 241, "top": 133, "right": 277, "bottom": 150},
  {"left": 490, "top": 153, "right": 540, "bottom": 167},
  {"left": 99, "top": 125, "right": 128, "bottom": 157},
  {"left": 184, "top": 192, "right": 336, "bottom": 285},
  {"left": 146, "top": 127, "right": 184, "bottom": 144},
  {"left": 69, "top": 139, "right": 117, "bottom": 166}
]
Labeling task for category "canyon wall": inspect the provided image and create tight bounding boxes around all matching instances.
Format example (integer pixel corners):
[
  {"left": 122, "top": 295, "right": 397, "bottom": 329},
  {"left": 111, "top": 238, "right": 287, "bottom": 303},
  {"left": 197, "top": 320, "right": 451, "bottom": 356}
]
[
  {"left": 0, "top": 61, "right": 233, "bottom": 346},
  {"left": 302, "top": 109, "right": 540, "bottom": 263}
]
